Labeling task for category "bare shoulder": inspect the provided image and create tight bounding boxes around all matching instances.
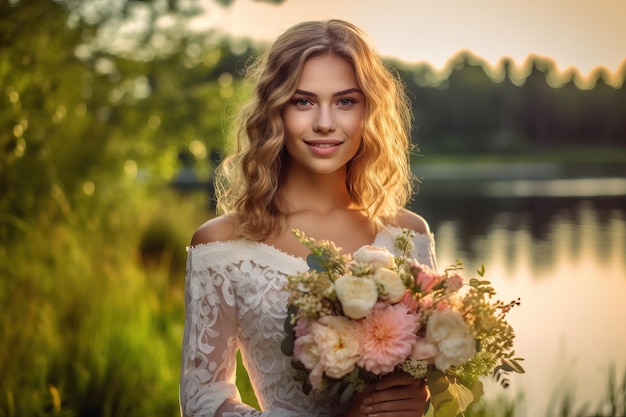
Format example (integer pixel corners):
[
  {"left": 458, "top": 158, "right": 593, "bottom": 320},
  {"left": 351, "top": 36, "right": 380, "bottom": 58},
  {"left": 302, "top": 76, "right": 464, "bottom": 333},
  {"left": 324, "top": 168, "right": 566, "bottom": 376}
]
[
  {"left": 190, "top": 214, "right": 239, "bottom": 246},
  {"left": 394, "top": 208, "right": 431, "bottom": 235}
]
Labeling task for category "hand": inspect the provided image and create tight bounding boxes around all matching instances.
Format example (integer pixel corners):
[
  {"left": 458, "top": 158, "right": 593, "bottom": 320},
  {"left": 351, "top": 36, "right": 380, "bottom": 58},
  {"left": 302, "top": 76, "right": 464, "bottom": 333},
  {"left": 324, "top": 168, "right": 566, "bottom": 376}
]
[{"left": 360, "top": 373, "right": 429, "bottom": 417}]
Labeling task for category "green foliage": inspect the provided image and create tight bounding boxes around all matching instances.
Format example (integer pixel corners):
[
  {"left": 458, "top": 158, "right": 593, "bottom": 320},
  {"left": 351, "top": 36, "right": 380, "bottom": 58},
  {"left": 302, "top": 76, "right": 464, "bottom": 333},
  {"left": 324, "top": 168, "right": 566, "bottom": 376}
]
[
  {"left": 1, "top": 0, "right": 246, "bottom": 243},
  {"left": 0, "top": 185, "right": 213, "bottom": 416}
]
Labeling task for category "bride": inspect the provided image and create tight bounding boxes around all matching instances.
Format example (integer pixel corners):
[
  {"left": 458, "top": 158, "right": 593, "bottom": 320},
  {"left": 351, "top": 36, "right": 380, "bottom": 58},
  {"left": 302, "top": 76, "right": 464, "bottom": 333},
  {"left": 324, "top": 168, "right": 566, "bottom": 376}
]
[{"left": 179, "top": 19, "right": 437, "bottom": 417}]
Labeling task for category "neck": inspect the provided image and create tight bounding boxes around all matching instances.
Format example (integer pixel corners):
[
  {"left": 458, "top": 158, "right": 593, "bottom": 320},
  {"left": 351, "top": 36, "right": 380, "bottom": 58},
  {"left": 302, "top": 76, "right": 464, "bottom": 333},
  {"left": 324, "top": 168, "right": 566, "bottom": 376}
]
[{"left": 280, "top": 167, "right": 354, "bottom": 215}]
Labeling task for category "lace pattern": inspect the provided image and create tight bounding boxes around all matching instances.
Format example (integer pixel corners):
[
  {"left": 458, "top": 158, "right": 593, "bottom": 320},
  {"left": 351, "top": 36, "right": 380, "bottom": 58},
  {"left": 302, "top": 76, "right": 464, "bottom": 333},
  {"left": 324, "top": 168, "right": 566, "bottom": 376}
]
[{"left": 180, "top": 226, "right": 437, "bottom": 417}]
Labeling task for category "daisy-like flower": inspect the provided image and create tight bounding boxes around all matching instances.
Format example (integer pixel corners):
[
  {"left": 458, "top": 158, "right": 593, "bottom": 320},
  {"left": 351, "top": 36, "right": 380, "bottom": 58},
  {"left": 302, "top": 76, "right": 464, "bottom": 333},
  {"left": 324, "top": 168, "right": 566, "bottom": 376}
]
[{"left": 357, "top": 302, "right": 419, "bottom": 374}]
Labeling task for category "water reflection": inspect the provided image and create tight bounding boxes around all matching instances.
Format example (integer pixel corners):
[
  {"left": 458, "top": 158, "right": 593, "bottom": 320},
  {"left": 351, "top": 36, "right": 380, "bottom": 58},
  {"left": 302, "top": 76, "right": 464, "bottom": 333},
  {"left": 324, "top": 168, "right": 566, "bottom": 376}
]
[{"left": 412, "top": 188, "right": 626, "bottom": 416}]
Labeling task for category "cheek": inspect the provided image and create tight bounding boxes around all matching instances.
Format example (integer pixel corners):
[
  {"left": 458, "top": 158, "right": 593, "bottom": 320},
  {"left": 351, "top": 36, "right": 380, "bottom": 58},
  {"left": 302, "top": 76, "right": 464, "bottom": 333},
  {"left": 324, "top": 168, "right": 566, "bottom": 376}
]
[{"left": 283, "top": 109, "right": 308, "bottom": 137}]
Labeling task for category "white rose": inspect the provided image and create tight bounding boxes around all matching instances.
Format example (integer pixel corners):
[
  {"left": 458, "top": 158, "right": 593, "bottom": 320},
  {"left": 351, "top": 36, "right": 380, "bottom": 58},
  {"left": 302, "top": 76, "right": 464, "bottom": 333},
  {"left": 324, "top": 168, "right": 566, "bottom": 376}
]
[
  {"left": 353, "top": 245, "right": 394, "bottom": 271},
  {"left": 434, "top": 333, "right": 476, "bottom": 371},
  {"left": 373, "top": 268, "right": 407, "bottom": 304},
  {"left": 335, "top": 275, "right": 378, "bottom": 319},
  {"left": 426, "top": 309, "right": 477, "bottom": 372},
  {"left": 426, "top": 308, "right": 468, "bottom": 342}
]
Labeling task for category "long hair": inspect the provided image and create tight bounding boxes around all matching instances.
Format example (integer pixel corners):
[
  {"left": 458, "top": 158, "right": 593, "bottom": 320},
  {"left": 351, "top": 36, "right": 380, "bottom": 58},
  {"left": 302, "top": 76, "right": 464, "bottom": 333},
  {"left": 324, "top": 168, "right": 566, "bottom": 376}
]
[{"left": 215, "top": 19, "right": 414, "bottom": 240}]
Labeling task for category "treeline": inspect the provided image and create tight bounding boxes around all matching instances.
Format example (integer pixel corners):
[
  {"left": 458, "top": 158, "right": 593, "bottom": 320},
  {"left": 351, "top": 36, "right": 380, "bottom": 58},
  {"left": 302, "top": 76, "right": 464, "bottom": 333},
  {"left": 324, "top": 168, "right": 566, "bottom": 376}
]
[{"left": 392, "top": 54, "right": 626, "bottom": 153}]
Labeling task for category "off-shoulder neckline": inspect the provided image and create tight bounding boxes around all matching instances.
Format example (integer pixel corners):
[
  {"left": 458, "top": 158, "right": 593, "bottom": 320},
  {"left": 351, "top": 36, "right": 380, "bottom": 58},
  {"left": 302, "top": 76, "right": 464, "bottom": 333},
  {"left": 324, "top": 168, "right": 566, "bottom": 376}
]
[{"left": 188, "top": 225, "right": 433, "bottom": 265}]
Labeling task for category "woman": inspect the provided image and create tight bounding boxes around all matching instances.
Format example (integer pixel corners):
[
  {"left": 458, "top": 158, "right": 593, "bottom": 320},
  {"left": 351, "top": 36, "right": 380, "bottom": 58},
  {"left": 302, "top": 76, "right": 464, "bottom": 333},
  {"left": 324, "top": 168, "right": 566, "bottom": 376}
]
[{"left": 180, "top": 20, "right": 437, "bottom": 417}]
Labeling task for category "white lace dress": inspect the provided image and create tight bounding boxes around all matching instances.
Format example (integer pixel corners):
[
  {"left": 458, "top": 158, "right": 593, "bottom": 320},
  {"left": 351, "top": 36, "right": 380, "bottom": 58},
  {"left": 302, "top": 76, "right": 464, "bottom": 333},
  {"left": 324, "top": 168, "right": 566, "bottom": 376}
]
[{"left": 179, "top": 226, "right": 437, "bottom": 417}]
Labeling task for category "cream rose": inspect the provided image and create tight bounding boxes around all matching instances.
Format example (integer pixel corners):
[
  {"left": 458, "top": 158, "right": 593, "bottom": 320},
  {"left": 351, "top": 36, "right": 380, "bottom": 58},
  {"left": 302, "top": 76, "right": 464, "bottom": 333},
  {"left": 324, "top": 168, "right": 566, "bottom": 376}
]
[
  {"left": 373, "top": 268, "right": 407, "bottom": 304},
  {"left": 426, "top": 308, "right": 477, "bottom": 371},
  {"left": 435, "top": 334, "right": 476, "bottom": 371},
  {"left": 353, "top": 245, "right": 394, "bottom": 271},
  {"left": 293, "top": 315, "right": 360, "bottom": 388},
  {"left": 335, "top": 275, "right": 378, "bottom": 319},
  {"left": 317, "top": 315, "right": 361, "bottom": 378}
]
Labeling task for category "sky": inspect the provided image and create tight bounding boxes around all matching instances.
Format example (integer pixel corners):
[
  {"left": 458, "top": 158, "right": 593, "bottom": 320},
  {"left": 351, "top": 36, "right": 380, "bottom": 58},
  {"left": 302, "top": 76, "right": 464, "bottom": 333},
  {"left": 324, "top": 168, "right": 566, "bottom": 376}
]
[{"left": 202, "top": 0, "right": 626, "bottom": 84}]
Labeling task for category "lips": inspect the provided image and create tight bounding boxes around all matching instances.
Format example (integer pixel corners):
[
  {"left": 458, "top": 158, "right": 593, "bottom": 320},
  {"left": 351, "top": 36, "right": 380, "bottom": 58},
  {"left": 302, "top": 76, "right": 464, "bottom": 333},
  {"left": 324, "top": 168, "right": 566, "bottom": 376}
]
[
  {"left": 303, "top": 140, "right": 343, "bottom": 147},
  {"left": 303, "top": 139, "right": 344, "bottom": 156}
]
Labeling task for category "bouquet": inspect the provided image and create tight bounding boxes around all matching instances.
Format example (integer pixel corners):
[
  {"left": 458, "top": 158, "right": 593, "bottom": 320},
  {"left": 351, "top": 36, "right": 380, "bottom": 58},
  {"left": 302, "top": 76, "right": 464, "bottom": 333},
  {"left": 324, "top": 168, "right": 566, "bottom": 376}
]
[{"left": 281, "top": 229, "right": 524, "bottom": 417}]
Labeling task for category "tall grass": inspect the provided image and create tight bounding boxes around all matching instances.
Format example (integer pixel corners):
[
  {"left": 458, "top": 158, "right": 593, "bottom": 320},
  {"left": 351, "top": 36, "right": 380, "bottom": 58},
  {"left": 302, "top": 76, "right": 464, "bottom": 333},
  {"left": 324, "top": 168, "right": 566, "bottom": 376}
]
[{"left": 0, "top": 190, "right": 203, "bottom": 416}]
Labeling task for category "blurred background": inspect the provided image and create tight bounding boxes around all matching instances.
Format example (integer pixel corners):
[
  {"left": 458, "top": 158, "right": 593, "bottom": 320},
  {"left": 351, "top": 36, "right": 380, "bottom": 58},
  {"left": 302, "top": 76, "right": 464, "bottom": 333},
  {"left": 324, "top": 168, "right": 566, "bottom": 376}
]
[{"left": 1, "top": 0, "right": 624, "bottom": 416}]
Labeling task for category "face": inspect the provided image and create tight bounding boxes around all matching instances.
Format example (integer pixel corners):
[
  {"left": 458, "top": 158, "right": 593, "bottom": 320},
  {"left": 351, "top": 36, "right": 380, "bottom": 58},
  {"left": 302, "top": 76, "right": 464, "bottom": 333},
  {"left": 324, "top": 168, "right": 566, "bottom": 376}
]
[{"left": 282, "top": 54, "right": 365, "bottom": 176}]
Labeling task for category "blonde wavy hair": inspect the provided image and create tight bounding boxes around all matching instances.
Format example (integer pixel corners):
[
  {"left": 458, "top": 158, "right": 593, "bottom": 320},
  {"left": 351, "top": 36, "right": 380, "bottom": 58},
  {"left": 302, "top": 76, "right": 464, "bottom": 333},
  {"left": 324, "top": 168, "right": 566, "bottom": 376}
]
[{"left": 215, "top": 19, "right": 414, "bottom": 240}]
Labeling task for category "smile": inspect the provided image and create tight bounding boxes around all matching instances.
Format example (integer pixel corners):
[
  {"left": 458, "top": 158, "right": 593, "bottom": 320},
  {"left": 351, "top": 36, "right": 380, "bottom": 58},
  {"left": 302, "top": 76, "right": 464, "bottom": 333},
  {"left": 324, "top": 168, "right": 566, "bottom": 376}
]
[{"left": 304, "top": 140, "right": 343, "bottom": 148}]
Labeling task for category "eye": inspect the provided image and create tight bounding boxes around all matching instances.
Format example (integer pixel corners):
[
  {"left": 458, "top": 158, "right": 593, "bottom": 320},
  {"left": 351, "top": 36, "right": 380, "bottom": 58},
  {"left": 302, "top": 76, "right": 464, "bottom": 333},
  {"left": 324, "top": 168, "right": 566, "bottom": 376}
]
[
  {"left": 293, "top": 98, "right": 313, "bottom": 107},
  {"left": 337, "top": 98, "right": 355, "bottom": 106}
]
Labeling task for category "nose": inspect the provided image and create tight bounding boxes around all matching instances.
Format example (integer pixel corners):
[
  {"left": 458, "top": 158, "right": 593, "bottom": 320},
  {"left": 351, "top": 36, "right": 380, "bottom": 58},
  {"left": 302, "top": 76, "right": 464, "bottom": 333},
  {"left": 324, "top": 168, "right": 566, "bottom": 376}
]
[{"left": 313, "top": 106, "right": 336, "bottom": 133}]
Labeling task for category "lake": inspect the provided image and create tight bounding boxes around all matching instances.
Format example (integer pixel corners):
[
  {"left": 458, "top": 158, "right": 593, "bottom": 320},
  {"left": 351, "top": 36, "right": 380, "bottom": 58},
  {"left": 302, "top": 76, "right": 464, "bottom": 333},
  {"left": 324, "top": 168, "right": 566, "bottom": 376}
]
[
  {"left": 183, "top": 163, "right": 625, "bottom": 415},
  {"left": 411, "top": 166, "right": 626, "bottom": 417}
]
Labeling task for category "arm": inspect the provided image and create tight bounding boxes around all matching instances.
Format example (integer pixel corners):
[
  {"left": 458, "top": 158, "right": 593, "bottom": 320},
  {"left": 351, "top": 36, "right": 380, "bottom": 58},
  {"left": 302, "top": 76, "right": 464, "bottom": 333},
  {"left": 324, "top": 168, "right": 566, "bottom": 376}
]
[
  {"left": 181, "top": 217, "right": 332, "bottom": 417},
  {"left": 179, "top": 245, "right": 248, "bottom": 417}
]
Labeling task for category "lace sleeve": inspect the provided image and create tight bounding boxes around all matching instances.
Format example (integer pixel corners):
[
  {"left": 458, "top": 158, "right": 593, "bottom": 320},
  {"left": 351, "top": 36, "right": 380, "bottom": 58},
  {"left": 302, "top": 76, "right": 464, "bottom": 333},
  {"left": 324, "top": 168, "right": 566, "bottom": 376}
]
[
  {"left": 181, "top": 245, "right": 263, "bottom": 417},
  {"left": 179, "top": 244, "right": 328, "bottom": 417}
]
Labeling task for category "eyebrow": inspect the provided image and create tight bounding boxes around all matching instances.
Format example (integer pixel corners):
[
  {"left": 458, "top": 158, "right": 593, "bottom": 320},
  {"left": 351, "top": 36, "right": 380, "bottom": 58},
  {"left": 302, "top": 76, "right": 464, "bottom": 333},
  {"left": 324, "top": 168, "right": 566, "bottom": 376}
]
[{"left": 293, "top": 88, "right": 363, "bottom": 97}]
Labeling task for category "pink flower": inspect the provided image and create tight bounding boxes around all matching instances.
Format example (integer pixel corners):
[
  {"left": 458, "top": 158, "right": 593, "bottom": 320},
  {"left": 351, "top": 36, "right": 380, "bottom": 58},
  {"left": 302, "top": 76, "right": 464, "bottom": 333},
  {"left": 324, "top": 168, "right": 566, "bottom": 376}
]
[
  {"left": 445, "top": 273, "right": 464, "bottom": 292},
  {"left": 357, "top": 302, "right": 418, "bottom": 375},
  {"left": 419, "top": 296, "right": 434, "bottom": 310},
  {"left": 415, "top": 264, "right": 440, "bottom": 292},
  {"left": 410, "top": 337, "right": 439, "bottom": 362},
  {"left": 436, "top": 300, "right": 451, "bottom": 311},
  {"left": 401, "top": 292, "right": 419, "bottom": 310},
  {"left": 293, "top": 319, "right": 311, "bottom": 337}
]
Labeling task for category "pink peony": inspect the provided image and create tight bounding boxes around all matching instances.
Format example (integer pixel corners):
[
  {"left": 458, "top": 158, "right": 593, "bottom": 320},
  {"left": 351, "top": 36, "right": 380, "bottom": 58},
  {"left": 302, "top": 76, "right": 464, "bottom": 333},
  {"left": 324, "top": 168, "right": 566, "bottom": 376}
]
[
  {"left": 293, "top": 315, "right": 360, "bottom": 389},
  {"left": 415, "top": 264, "right": 440, "bottom": 292},
  {"left": 401, "top": 292, "right": 419, "bottom": 311},
  {"left": 445, "top": 273, "right": 464, "bottom": 292},
  {"left": 357, "top": 302, "right": 418, "bottom": 375}
]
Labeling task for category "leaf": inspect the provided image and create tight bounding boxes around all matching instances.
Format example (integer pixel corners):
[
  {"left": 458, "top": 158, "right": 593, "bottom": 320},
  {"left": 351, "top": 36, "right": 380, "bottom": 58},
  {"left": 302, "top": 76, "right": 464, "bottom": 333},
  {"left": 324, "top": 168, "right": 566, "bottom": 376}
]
[
  {"left": 328, "top": 381, "right": 342, "bottom": 397},
  {"left": 507, "top": 358, "right": 526, "bottom": 374},
  {"left": 339, "top": 383, "right": 356, "bottom": 407},
  {"left": 470, "top": 380, "right": 484, "bottom": 404},
  {"left": 306, "top": 253, "right": 326, "bottom": 272},
  {"left": 431, "top": 394, "right": 459, "bottom": 417},
  {"left": 283, "top": 305, "right": 298, "bottom": 332},
  {"left": 424, "top": 399, "right": 434, "bottom": 417},
  {"left": 302, "top": 379, "right": 312, "bottom": 395},
  {"left": 426, "top": 369, "right": 450, "bottom": 396},
  {"left": 280, "top": 334, "right": 294, "bottom": 356},
  {"left": 476, "top": 264, "right": 486, "bottom": 277},
  {"left": 449, "top": 382, "right": 475, "bottom": 412},
  {"left": 430, "top": 383, "right": 474, "bottom": 417}
]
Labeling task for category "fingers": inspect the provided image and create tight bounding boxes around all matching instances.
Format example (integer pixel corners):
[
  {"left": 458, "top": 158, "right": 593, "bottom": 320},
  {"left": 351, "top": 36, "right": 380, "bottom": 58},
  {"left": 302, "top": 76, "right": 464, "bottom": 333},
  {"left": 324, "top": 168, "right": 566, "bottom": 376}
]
[{"left": 360, "top": 375, "right": 429, "bottom": 417}]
